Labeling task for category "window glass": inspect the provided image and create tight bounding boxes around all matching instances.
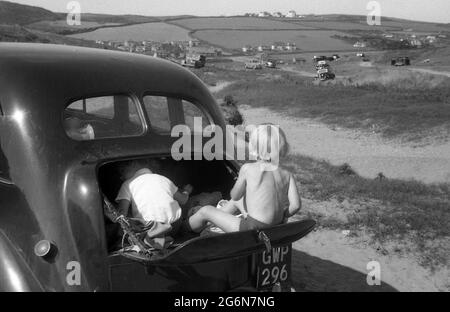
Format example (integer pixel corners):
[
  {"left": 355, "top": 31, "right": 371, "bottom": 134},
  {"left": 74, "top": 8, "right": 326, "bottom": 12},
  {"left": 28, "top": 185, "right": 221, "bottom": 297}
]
[
  {"left": 143, "top": 96, "right": 211, "bottom": 134},
  {"left": 143, "top": 96, "right": 171, "bottom": 133},
  {"left": 182, "top": 100, "right": 209, "bottom": 131},
  {"left": 64, "top": 95, "right": 144, "bottom": 141}
]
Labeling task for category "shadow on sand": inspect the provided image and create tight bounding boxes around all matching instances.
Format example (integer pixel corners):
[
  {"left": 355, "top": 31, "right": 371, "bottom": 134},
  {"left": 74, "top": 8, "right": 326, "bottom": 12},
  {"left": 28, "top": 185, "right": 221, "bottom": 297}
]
[{"left": 291, "top": 249, "right": 398, "bottom": 292}]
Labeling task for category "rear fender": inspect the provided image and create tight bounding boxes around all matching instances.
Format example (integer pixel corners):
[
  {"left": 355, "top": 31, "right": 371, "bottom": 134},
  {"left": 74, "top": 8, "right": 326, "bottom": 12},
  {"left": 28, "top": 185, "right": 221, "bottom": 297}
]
[{"left": 0, "top": 231, "right": 43, "bottom": 292}]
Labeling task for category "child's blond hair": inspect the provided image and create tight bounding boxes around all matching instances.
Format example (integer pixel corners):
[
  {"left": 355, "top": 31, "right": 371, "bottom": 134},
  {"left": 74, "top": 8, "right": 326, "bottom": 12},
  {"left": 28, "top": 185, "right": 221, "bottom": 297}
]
[{"left": 248, "top": 124, "right": 289, "bottom": 162}]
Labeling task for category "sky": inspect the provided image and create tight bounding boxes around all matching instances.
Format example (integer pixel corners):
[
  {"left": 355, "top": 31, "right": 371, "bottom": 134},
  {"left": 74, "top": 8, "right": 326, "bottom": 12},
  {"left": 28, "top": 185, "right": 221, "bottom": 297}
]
[{"left": 8, "top": 0, "right": 450, "bottom": 23}]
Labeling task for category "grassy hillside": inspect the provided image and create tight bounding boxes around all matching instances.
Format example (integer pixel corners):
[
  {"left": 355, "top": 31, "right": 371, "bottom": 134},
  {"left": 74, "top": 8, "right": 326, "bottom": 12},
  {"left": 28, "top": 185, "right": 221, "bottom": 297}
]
[
  {"left": 0, "top": 24, "right": 101, "bottom": 47},
  {"left": 0, "top": 0, "right": 58, "bottom": 25},
  {"left": 192, "top": 66, "right": 450, "bottom": 141},
  {"left": 283, "top": 153, "right": 450, "bottom": 269},
  {"left": 26, "top": 14, "right": 160, "bottom": 35}
]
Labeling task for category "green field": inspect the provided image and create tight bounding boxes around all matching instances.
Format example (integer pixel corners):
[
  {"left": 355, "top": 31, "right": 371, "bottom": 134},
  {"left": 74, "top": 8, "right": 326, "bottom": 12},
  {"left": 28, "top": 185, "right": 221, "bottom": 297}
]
[
  {"left": 27, "top": 20, "right": 121, "bottom": 34},
  {"left": 69, "top": 22, "right": 192, "bottom": 42},
  {"left": 171, "top": 16, "right": 312, "bottom": 30},
  {"left": 277, "top": 17, "right": 450, "bottom": 32},
  {"left": 0, "top": 24, "right": 100, "bottom": 47},
  {"left": 193, "top": 29, "right": 356, "bottom": 50}
]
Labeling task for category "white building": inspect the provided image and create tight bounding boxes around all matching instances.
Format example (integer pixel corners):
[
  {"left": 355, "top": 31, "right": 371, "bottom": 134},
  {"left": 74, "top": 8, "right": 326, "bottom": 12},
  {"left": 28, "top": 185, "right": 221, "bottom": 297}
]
[
  {"left": 286, "top": 10, "right": 296, "bottom": 18},
  {"left": 258, "top": 11, "right": 271, "bottom": 17},
  {"left": 353, "top": 41, "right": 367, "bottom": 48},
  {"left": 257, "top": 45, "right": 270, "bottom": 52},
  {"left": 410, "top": 39, "right": 423, "bottom": 47},
  {"left": 242, "top": 45, "right": 252, "bottom": 53},
  {"left": 426, "top": 36, "right": 437, "bottom": 43}
]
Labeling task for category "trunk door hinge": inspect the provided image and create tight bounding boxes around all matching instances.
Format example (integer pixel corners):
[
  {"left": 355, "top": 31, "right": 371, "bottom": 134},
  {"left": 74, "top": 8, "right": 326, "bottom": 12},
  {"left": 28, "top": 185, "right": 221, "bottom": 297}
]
[{"left": 258, "top": 231, "right": 271, "bottom": 253}]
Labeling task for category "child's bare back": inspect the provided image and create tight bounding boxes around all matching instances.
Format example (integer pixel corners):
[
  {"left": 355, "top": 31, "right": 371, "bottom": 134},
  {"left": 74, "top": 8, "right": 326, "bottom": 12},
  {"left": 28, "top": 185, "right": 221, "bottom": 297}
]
[{"left": 237, "top": 162, "right": 293, "bottom": 226}]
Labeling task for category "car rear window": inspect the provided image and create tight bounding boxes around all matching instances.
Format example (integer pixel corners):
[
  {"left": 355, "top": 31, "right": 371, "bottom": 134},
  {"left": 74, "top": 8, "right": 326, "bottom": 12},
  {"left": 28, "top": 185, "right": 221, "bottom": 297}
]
[
  {"left": 143, "top": 95, "right": 211, "bottom": 134},
  {"left": 64, "top": 95, "right": 144, "bottom": 141}
]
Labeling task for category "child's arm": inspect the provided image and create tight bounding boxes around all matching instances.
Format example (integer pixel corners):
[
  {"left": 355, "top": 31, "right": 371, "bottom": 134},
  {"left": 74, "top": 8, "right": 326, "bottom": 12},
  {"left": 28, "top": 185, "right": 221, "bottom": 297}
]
[
  {"left": 230, "top": 164, "right": 247, "bottom": 201},
  {"left": 286, "top": 174, "right": 301, "bottom": 218},
  {"left": 117, "top": 199, "right": 131, "bottom": 217}
]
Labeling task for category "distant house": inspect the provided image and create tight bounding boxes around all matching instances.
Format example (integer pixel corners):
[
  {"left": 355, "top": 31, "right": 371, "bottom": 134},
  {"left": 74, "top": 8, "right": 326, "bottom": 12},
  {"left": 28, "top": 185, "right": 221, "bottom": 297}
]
[
  {"left": 135, "top": 46, "right": 145, "bottom": 53},
  {"left": 189, "top": 46, "right": 222, "bottom": 57},
  {"left": 257, "top": 45, "right": 270, "bottom": 52},
  {"left": 153, "top": 51, "right": 169, "bottom": 58},
  {"left": 410, "top": 39, "right": 423, "bottom": 47},
  {"left": 189, "top": 40, "right": 200, "bottom": 47},
  {"left": 270, "top": 41, "right": 286, "bottom": 51},
  {"left": 271, "top": 42, "right": 286, "bottom": 50},
  {"left": 258, "top": 11, "right": 271, "bottom": 17},
  {"left": 285, "top": 42, "right": 297, "bottom": 51},
  {"left": 426, "top": 35, "right": 437, "bottom": 43},
  {"left": 286, "top": 10, "right": 297, "bottom": 18},
  {"left": 353, "top": 41, "right": 367, "bottom": 48},
  {"left": 242, "top": 45, "right": 253, "bottom": 53}
]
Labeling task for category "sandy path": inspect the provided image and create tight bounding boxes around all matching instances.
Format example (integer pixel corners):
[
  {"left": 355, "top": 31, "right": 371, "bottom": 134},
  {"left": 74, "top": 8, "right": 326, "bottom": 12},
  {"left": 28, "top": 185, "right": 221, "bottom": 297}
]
[
  {"left": 207, "top": 84, "right": 449, "bottom": 291},
  {"left": 239, "top": 106, "right": 450, "bottom": 184},
  {"left": 289, "top": 225, "right": 448, "bottom": 291},
  {"left": 207, "top": 81, "right": 234, "bottom": 93},
  {"left": 408, "top": 67, "right": 450, "bottom": 78}
]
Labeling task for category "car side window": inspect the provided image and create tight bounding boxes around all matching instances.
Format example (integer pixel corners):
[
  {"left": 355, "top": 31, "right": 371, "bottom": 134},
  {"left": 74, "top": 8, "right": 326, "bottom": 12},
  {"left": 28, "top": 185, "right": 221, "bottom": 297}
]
[
  {"left": 64, "top": 95, "right": 144, "bottom": 141},
  {"left": 143, "top": 95, "right": 211, "bottom": 134},
  {"left": 182, "top": 100, "right": 210, "bottom": 131},
  {"left": 143, "top": 96, "right": 171, "bottom": 134}
]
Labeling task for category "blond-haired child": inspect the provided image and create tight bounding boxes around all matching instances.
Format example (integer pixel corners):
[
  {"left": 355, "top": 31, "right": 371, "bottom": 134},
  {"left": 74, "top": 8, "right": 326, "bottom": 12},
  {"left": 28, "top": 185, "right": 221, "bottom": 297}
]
[{"left": 187, "top": 124, "right": 301, "bottom": 232}]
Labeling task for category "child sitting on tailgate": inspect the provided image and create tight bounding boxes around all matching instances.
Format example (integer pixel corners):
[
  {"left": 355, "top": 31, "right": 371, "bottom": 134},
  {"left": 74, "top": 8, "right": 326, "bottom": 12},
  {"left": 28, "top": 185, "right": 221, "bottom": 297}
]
[
  {"left": 115, "top": 158, "right": 193, "bottom": 249},
  {"left": 187, "top": 124, "right": 301, "bottom": 233}
]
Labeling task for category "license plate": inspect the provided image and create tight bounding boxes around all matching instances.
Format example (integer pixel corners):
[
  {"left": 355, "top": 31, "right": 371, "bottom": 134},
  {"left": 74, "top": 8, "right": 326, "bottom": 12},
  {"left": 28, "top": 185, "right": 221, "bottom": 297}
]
[{"left": 256, "top": 244, "right": 292, "bottom": 289}]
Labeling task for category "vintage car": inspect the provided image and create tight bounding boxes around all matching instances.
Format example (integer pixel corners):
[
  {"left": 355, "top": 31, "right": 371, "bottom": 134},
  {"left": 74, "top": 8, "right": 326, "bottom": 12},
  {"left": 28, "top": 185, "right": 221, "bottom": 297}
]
[
  {"left": 0, "top": 43, "right": 315, "bottom": 292},
  {"left": 245, "top": 59, "right": 263, "bottom": 70}
]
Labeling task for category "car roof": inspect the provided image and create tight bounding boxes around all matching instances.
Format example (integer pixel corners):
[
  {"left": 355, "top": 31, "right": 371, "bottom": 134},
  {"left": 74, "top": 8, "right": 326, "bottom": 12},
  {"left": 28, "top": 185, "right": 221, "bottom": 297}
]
[{"left": 0, "top": 43, "right": 215, "bottom": 115}]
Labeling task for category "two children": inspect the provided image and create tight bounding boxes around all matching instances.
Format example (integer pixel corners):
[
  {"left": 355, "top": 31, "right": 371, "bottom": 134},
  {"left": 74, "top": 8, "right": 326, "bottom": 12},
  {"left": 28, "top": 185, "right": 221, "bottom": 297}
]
[
  {"left": 187, "top": 124, "right": 301, "bottom": 233},
  {"left": 115, "top": 124, "right": 301, "bottom": 247}
]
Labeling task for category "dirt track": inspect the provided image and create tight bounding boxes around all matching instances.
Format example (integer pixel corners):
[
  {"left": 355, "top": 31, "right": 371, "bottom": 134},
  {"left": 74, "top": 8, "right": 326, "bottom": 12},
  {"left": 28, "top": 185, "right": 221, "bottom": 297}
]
[
  {"left": 208, "top": 82, "right": 449, "bottom": 292},
  {"left": 240, "top": 106, "right": 450, "bottom": 184},
  {"left": 408, "top": 67, "right": 450, "bottom": 78}
]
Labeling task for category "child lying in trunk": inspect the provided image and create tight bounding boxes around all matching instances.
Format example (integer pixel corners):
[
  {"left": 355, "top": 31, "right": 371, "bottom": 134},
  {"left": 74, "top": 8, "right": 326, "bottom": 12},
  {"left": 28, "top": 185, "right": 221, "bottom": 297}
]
[
  {"left": 187, "top": 124, "right": 301, "bottom": 233},
  {"left": 115, "top": 159, "right": 193, "bottom": 249}
]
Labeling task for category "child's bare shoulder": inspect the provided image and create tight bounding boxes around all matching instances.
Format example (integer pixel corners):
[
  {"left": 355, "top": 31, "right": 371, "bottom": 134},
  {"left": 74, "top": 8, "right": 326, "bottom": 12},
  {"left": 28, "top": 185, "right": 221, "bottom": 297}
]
[{"left": 240, "top": 162, "right": 260, "bottom": 173}]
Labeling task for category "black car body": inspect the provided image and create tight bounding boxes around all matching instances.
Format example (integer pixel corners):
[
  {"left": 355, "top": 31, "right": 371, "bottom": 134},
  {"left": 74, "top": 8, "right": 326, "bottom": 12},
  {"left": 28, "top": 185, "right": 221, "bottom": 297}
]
[{"left": 0, "top": 43, "right": 315, "bottom": 292}]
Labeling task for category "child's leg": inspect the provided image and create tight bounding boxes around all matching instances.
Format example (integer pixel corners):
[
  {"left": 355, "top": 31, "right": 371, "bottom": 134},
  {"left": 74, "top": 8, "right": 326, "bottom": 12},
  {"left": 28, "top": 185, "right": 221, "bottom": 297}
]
[
  {"left": 188, "top": 205, "right": 242, "bottom": 233},
  {"left": 219, "top": 198, "right": 245, "bottom": 215}
]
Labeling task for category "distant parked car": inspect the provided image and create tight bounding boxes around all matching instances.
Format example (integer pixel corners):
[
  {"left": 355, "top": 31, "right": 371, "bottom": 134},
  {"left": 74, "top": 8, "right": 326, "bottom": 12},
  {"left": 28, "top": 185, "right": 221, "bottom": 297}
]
[
  {"left": 245, "top": 59, "right": 263, "bottom": 69},
  {"left": 356, "top": 52, "right": 365, "bottom": 57},
  {"left": 332, "top": 54, "right": 340, "bottom": 60},
  {"left": 391, "top": 56, "right": 410, "bottom": 66},
  {"left": 265, "top": 59, "right": 277, "bottom": 68},
  {"left": 313, "top": 55, "right": 327, "bottom": 62}
]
